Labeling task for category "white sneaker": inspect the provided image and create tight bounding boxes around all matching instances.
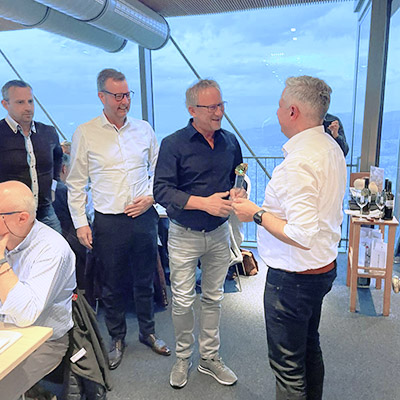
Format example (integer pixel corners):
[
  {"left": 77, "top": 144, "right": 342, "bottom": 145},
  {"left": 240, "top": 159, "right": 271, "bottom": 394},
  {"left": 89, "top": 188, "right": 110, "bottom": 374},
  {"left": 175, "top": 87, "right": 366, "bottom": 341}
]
[
  {"left": 198, "top": 356, "right": 237, "bottom": 385},
  {"left": 170, "top": 358, "right": 192, "bottom": 388}
]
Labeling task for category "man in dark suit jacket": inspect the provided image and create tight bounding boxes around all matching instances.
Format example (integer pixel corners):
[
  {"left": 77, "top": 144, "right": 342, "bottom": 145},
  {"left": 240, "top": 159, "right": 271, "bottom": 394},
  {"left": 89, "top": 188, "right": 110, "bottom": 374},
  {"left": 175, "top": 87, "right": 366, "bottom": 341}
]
[
  {"left": 323, "top": 113, "right": 349, "bottom": 156},
  {"left": 0, "top": 80, "right": 63, "bottom": 232}
]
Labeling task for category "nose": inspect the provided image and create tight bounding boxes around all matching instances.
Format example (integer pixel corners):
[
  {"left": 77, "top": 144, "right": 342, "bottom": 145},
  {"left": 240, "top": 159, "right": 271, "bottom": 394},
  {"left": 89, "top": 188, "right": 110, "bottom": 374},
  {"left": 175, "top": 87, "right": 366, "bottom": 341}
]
[{"left": 215, "top": 106, "right": 224, "bottom": 117}]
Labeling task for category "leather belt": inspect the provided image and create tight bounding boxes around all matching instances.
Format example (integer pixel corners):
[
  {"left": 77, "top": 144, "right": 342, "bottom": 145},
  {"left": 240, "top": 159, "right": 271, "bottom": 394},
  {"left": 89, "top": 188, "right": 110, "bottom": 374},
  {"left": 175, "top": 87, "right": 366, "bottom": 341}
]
[
  {"left": 170, "top": 219, "right": 219, "bottom": 233},
  {"left": 298, "top": 260, "right": 336, "bottom": 275}
]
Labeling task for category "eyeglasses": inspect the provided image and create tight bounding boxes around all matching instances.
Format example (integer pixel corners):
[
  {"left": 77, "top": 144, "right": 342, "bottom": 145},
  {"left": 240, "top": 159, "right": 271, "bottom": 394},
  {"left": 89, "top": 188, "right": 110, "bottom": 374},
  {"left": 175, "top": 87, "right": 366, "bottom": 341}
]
[
  {"left": 102, "top": 90, "right": 134, "bottom": 101},
  {"left": 195, "top": 101, "right": 227, "bottom": 113},
  {"left": 0, "top": 211, "right": 22, "bottom": 216}
]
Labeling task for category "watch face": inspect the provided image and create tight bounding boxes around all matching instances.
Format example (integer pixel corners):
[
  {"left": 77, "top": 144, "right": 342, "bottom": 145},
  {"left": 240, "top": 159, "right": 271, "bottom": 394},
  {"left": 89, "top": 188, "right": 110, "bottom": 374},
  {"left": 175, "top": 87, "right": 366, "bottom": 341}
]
[{"left": 253, "top": 210, "right": 265, "bottom": 225}]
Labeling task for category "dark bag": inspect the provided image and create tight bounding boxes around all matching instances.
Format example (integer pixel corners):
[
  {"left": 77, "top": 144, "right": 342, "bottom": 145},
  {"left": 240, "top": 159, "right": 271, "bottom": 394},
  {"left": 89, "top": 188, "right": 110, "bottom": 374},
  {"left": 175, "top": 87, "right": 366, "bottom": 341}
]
[{"left": 238, "top": 249, "right": 258, "bottom": 276}]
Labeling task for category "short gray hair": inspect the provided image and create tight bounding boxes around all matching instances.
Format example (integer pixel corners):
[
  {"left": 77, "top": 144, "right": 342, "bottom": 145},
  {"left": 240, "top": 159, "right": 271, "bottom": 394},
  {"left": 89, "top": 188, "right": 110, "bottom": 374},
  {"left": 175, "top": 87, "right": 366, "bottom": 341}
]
[
  {"left": 97, "top": 68, "right": 126, "bottom": 92},
  {"left": 2, "top": 80, "right": 32, "bottom": 101},
  {"left": 282, "top": 76, "right": 332, "bottom": 122},
  {"left": 185, "top": 79, "right": 222, "bottom": 108}
]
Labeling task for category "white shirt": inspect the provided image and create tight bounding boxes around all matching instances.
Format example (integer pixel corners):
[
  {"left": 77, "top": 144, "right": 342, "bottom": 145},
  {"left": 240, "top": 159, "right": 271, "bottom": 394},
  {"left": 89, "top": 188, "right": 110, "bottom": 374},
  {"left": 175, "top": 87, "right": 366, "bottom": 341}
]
[
  {"left": 257, "top": 126, "right": 346, "bottom": 272},
  {"left": 5, "top": 115, "right": 40, "bottom": 207},
  {"left": 0, "top": 220, "right": 76, "bottom": 339},
  {"left": 67, "top": 113, "right": 159, "bottom": 229}
]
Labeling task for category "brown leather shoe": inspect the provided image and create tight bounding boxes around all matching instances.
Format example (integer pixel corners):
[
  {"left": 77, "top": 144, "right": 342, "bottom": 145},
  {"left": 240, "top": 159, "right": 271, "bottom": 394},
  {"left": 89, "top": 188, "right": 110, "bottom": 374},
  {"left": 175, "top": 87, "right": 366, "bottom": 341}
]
[
  {"left": 139, "top": 333, "right": 171, "bottom": 356},
  {"left": 108, "top": 339, "right": 126, "bottom": 370}
]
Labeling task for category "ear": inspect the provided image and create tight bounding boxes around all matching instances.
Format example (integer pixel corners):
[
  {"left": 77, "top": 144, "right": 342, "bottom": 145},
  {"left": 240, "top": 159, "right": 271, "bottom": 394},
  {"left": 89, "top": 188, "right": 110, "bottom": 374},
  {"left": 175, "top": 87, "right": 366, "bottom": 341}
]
[
  {"left": 290, "top": 105, "right": 300, "bottom": 119},
  {"left": 18, "top": 211, "right": 31, "bottom": 225},
  {"left": 188, "top": 106, "right": 196, "bottom": 118},
  {"left": 61, "top": 165, "right": 67, "bottom": 175},
  {"left": 98, "top": 92, "right": 106, "bottom": 105},
  {"left": 1, "top": 99, "right": 9, "bottom": 111}
]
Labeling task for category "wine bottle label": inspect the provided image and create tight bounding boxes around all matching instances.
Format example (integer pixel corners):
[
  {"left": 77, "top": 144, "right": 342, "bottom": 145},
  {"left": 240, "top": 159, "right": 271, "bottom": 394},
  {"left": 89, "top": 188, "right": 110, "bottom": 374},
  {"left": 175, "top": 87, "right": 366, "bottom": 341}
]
[{"left": 385, "top": 200, "right": 394, "bottom": 208}]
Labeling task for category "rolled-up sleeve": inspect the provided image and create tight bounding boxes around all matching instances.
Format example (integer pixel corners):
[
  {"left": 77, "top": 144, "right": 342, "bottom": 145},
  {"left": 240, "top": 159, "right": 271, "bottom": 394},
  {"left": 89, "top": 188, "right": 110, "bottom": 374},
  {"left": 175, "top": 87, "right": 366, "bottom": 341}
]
[{"left": 281, "top": 158, "right": 320, "bottom": 248}]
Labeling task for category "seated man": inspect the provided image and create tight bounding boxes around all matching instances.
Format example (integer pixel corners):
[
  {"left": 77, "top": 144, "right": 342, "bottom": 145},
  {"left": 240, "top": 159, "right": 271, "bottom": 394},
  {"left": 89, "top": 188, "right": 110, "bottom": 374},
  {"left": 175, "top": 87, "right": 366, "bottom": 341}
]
[{"left": 0, "top": 181, "right": 76, "bottom": 400}]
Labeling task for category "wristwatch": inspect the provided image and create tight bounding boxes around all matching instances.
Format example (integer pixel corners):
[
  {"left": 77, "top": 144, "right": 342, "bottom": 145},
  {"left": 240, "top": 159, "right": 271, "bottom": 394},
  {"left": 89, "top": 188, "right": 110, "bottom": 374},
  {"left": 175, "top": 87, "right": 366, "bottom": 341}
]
[
  {"left": 0, "top": 257, "right": 7, "bottom": 266},
  {"left": 253, "top": 210, "right": 267, "bottom": 225}
]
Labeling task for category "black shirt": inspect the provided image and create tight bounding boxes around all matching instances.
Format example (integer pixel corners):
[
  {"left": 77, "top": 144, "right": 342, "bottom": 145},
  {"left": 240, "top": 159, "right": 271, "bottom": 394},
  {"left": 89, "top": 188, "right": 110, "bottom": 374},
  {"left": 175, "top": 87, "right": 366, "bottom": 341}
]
[
  {"left": 154, "top": 119, "right": 243, "bottom": 231},
  {"left": 0, "top": 119, "right": 63, "bottom": 209},
  {"left": 323, "top": 113, "right": 349, "bottom": 156}
]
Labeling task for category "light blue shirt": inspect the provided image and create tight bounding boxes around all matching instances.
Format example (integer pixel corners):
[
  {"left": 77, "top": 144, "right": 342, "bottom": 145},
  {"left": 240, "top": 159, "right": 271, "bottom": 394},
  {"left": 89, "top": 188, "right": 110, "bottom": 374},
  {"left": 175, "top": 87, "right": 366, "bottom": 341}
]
[{"left": 0, "top": 220, "right": 76, "bottom": 339}]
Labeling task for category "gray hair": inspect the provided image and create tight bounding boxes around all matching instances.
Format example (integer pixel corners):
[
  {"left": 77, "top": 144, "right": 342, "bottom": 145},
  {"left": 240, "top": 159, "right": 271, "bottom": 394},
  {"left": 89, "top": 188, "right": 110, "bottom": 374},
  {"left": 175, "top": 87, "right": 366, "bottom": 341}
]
[
  {"left": 282, "top": 76, "right": 332, "bottom": 122},
  {"left": 2, "top": 80, "right": 32, "bottom": 101},
  {"left": 97, "top": 68, "right": 126, "bottom": 92},
  {"left": 185, "top": 79, "right": 222, "bottom": 108}
]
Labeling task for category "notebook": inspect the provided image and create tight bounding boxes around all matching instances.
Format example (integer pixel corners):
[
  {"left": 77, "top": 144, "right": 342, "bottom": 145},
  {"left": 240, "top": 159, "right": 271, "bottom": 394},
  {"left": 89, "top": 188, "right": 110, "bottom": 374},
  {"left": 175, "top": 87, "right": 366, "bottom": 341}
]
[{"left": 0, "top": 330, "right": 22, "bottom": 354}]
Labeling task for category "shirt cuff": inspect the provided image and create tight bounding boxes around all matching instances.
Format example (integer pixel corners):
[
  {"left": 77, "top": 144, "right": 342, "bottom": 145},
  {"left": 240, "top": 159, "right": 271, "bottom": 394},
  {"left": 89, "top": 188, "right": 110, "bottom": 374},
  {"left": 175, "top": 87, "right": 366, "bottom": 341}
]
[{"left": 51, "top": 179, "right": 58, "bottom": 192}]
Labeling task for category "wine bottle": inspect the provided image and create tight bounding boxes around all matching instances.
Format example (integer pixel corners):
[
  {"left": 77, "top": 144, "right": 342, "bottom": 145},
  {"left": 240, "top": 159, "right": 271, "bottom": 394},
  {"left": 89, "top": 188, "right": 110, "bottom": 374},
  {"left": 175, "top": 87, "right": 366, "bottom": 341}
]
[
  {"left": 361, "top": 178, "right": 371, "bottom": 215},
  {"left": 383, "top": 180, "right": 394, "bottom": 220}
]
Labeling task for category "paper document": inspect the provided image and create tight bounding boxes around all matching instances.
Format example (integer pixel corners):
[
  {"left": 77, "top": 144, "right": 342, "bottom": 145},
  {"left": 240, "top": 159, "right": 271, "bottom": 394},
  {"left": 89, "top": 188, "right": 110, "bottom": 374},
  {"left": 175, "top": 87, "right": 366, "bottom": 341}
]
[{"left": 0, "top": 330, "right": 22, "bottom": 354}]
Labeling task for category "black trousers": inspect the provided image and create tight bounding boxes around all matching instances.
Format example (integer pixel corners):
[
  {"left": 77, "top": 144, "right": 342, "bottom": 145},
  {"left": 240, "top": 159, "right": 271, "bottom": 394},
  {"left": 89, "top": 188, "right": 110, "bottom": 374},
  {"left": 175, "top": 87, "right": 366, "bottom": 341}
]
[{"left": 93, "top": 207, "right": 158, "bottom": 341}]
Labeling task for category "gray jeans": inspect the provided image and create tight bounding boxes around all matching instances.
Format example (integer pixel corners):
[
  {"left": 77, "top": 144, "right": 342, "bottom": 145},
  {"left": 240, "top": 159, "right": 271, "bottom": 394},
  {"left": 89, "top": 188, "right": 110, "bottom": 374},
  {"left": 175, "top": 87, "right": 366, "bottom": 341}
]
[
  {"left": 168, "top": 221, "right": 230, "bottom": 359},
  {"left": 0, "top": 332, "right": 69, "bottom": 400}
]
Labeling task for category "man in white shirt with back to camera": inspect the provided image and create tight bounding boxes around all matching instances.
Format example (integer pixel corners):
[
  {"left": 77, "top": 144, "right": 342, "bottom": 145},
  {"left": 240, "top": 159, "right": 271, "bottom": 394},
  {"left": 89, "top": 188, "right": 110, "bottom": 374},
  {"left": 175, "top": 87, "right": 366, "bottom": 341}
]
[
  {"left": 0, "top": 180, "right": 75, "bottom": 400},
  {"left": 67, "top": 68, "right": 170, "bottom": 371},
  {"left": 233, "top": 76, "right": 346, "bottom": 400}
]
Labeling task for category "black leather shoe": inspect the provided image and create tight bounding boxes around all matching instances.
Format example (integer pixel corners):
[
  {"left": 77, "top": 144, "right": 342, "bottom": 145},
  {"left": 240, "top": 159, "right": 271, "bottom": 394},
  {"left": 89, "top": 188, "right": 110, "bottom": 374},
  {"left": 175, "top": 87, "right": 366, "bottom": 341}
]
[
  {"left": 108, "top": 339, "right": 126, "bottom": 370},
  {"left": 139, "top": 333, "right": 171, "bottom": 356}
]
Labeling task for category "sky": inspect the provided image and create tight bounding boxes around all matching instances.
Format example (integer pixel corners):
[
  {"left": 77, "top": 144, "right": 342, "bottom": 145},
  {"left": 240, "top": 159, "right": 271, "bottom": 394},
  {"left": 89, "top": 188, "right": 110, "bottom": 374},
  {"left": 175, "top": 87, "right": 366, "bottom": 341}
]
[{"left": 0, "top": 1, "right": 398, "bottom": 159}]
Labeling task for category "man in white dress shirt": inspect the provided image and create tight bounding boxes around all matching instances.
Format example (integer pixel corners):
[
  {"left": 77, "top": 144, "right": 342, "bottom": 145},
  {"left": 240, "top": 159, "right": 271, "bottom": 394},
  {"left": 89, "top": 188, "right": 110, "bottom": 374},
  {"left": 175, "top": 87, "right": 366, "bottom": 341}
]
[
  {"left": 233, "top": 76, "right": 346, "bottom": 400},
  {"left": 0, "top": 180, "right": 75, "bottom": 400},
  {"left": 67, "top": 68, "right": 170, "bottom": 371}
]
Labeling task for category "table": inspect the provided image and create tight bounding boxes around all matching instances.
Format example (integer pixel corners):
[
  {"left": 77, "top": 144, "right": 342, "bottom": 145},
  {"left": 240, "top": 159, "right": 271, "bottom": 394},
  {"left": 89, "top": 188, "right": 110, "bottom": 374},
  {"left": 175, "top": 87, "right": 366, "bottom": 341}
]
[
  {"left": 0, "top": 323, "right": 53, "bottom": 380},
  {"left": 347, "top": 216, "right": 398, "bottom": 316}
]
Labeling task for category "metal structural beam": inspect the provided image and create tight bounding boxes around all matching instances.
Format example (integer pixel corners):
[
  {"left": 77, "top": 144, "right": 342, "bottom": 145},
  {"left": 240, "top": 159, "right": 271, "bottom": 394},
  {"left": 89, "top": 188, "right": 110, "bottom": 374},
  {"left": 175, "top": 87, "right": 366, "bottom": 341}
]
[
  {"left": 360, "top": 0, "right": 391, "bottom": 171},
  {"left": 138, "top": 46, "right": 155, "bottom": 128}
]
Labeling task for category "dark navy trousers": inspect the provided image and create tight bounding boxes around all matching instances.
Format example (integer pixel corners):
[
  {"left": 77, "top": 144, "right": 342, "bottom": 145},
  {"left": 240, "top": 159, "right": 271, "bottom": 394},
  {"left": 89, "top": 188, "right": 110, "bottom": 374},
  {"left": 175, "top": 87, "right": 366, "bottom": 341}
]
[
  {"left": 93, "top": 206, "right": 158, "bottom": 341},
  {"left": 264, "top": 265, "right": 337, "bottom": 400}
]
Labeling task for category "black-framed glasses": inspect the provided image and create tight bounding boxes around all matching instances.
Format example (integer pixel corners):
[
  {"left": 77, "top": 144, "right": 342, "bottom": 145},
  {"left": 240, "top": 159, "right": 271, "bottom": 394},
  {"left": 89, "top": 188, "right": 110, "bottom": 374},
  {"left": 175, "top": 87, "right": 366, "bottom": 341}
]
[
  {"left": 0, "top": 211, "right": 22, "bottom": 216},
  {"left": 102, "top": 90, "right": 134, "bottom": 101},
  {"left": 196, "top": 101, "right": 226, "bottom": 113}
]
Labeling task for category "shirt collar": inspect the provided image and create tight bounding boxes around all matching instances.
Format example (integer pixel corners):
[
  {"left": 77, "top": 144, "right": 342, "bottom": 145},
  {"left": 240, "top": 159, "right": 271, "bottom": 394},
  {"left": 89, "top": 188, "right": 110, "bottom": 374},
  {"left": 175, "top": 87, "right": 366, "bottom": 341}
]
[
  {"left": 5, "top": 115, "right": 35, "bottom": 135},
  {"left": 100, "top": 111, "right": 129, "bottom": 131},
  {"left": 5, "top": 219, "right": 38, "bottom": 256},
  {"left": 186, "top": 118, "right": 222, "bottom": 140},
  {"left": 282, "top": 125, "right": 324, "bottom": 157}
]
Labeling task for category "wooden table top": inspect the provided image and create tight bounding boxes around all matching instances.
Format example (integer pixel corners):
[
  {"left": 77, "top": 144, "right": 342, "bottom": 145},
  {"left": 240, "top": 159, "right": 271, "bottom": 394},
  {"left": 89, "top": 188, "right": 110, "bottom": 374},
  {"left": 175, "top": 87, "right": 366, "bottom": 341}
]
[{"left": 0, "top": 322, "right": 53, "bottom": 381}]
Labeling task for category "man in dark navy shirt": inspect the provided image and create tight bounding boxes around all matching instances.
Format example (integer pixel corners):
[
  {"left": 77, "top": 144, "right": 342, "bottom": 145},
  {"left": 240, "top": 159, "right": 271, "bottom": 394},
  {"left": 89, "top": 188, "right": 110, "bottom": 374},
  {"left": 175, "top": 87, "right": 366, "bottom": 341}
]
[
  {"left": 154, "top": 79, "right": 243, "bottom": 389},
  {"left": 0, "top": 80, "right": 63, "bottom": 232}
]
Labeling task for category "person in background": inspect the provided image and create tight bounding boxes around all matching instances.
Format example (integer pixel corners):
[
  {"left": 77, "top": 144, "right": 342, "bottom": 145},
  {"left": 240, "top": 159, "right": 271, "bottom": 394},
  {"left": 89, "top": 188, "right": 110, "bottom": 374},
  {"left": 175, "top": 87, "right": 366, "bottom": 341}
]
[
  {"left": 233, "top": 76, "right": 346, "bottom": 400},
  {"left": 67, "top": 68, "right": 170, "bottom": 371},
  {"left": 0, "top": 181, "right": 75, "bottom": 400},
  {"left": 154, "top": 79, "right": 243, "bottom": 389},
  {"left": 53, "top": 153, "right": 87, "bottom": 289},
  {"left": 0, "top": 80, "right": 63, "bottom": 233},
  {"left": 323, "top": 112, "right": 349, "bottom": 156}
]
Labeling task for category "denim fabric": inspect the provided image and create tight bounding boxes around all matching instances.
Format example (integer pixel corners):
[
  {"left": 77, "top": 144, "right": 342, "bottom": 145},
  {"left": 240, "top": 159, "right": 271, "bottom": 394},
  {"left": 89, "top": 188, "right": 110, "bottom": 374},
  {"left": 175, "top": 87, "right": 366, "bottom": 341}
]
[
  {"left": 37, "top": 204, "right": 62, "bottom": 234},
  {"left": 93, "top": 207, "right": 158, "bottom": 340},
  {"left": 264, "top": 265, "right": 336, "bottom": 400},
  {"left": 168, "top": 221, "right": 230, "bottom": 359}
]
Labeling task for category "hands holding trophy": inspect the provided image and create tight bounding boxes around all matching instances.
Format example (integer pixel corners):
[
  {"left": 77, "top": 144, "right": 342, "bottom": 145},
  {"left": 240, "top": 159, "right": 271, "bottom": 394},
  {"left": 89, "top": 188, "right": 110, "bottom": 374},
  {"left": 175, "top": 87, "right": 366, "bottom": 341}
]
[{"left": 232, "top": 162, "right": 248, "bottom": 199}]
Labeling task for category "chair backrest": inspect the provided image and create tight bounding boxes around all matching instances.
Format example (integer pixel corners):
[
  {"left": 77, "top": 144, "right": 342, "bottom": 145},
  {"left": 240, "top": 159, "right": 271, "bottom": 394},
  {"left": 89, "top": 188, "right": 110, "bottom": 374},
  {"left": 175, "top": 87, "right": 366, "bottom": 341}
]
[{"left": 350, "top": 172, "right": 370, "bottom": 187}]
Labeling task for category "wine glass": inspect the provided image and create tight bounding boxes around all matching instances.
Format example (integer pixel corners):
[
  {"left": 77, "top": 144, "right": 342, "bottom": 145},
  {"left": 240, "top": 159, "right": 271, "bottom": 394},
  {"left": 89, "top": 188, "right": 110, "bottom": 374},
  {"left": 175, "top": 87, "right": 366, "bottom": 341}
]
[
  {"left": 354, "top": 190, "right": 367, "bottom": 216},
  {"left": 375, "top": 190, "right": 386, "bottom": 220}
]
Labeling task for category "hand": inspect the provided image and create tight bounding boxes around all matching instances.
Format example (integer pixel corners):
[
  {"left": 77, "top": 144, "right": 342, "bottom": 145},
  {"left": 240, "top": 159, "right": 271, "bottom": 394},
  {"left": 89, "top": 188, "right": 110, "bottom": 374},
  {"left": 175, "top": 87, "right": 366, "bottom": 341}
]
[
  {"left": 230, "top": 187, "right": 247, "bottom": 200},
  {"left": 204, "top": 192, "right": 233, "bottom": 217},
  {"left": 232, "top": 198, "right": 261, "bottom": 222},
  {"left": 76, "top": 225, "right": 93, "bottom": 250},
  {"left": 328, "top": 120, "right": 339, "bottom": 139},
  {"left": 0, "top": 232, "right": 10, "bottom": 258},
  {"left": 124, "top": 195, "right": 154, "bottom": 218}
]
